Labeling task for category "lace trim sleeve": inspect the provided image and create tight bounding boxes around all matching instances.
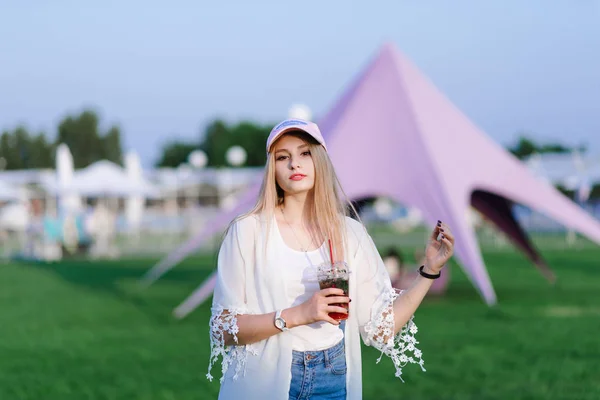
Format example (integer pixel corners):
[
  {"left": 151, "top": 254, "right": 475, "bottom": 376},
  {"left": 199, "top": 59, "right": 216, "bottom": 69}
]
[
  {"left": 206, "top": 305, "right": 258, "bottom": 383},
  {"left": 363, "top": 289, "right": 426, "bottom": 382}
]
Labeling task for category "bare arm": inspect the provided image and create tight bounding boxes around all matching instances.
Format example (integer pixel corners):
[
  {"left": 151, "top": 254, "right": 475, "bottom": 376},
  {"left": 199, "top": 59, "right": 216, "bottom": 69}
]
[
  {"left": 392, "top": 266, "right": 436, "bottom": 334},
  {"left": 224, "top": 311, "right": 289, "bottom": 346},
  {"left": 393, "top": 221, "right": 454, "bottom": 334},
  {"left": 223, "top": 288, "right": 349, "bottom": 346}
]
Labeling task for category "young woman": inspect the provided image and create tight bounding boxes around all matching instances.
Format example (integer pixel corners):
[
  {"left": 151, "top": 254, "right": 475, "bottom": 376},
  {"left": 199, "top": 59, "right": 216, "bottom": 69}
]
[{"left": 207, "top": 119, "right": 455, "bottom": 400}]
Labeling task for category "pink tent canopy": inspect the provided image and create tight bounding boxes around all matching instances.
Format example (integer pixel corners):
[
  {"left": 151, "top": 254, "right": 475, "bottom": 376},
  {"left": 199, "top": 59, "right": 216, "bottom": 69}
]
[{"left": 142, "top": 43, "right": 600, "bottom": 315}]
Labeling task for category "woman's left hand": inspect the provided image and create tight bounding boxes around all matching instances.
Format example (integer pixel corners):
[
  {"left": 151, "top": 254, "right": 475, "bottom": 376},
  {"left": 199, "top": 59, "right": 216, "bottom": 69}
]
[{"left": 423, "top": 220, "right": 455, "bottom": 273}]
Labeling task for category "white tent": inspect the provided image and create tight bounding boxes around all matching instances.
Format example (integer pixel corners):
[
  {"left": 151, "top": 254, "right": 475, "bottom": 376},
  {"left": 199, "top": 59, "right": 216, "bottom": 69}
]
[
  {"left": 0, "top": 181, "right": 30, "bottom": 250},
  {"left": 124, "top": 151, "right": 147, "bottom": 229},
  {"left": 0, "top": 180, "right": 26, "bottom": 202},
  {"left": 55, "top": 144, "right": 82, "bottom": 212},
  {"left": 69, "top": 160, "right": 158, "bottom": 198}
]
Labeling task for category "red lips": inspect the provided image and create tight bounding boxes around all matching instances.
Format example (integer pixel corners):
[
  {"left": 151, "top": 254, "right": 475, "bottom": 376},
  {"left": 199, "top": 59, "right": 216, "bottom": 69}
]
[{"left": 289, "top": 174, "right": 306, "bottom": 181}]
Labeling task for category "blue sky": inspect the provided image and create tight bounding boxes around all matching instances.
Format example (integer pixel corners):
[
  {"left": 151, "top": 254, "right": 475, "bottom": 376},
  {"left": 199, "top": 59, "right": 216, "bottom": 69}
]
[{"left": 1, "top": 1, "right": 599, "bottom": 167}]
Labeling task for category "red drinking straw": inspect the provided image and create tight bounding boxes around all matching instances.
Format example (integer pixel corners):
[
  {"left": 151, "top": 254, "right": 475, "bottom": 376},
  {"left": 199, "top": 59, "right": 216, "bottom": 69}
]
[{"left": 328, "top": 238, "right": 334, "bottom": 264}]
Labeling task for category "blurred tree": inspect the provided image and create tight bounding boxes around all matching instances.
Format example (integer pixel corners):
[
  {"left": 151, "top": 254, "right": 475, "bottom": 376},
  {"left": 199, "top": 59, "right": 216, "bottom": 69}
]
[
  {"left": 0, "top": 126, "right": 54, "bottom": 169},
  {"left": 590, "top": 184, "right": 600, "bottom": 200},
  {"left": 539, "top": 143, "right": 570, "bottom": 154},
  {"left": 508, "top": 137, "right": 537, "bottom": 159},
  {"left": 29, "top": 133, "right": 55, "bottom": 168},
  {"left": 57, "top": 110, "right": 102, "bottom": 168},
  {"left": 56, "top": 109, "right": 123, "bottom": 168},
  {"left": 199, "top": 119, "right": 231, "bottom": 167},
  {"left": 199, "top": 119, "right": 271, "bottom": 167},
  {"left": 155, "top": 119, "right": 272, "bottom": 168},
  {"left": 13, "top": 126, "right": 30, "bottom": 169},
  {"left": 0, "top": 129, "right": 21, "bottom": 169},
  {"left": 155, "top": 141, "right": 197, "bottom": 168},
  {"left": 101, "top": 125, "right": 123, "bottom": 165},
  {"left": 229, "top": 122, "right": 271, "bottom": 167},
  {"left": 508, "top": 134, "right": 587, "bottom": 160}
]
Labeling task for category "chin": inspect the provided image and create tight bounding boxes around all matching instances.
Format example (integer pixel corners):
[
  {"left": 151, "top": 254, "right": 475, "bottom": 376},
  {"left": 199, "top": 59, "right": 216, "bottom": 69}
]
[{"left": 284, "top": 182, "right": 314, "bottom": 195}]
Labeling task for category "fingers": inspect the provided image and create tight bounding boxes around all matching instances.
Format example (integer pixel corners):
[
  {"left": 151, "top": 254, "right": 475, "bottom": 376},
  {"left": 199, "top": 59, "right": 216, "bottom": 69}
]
[
  {"left": 320, "top": 288, "right": 346, "bottom": 297},
  {"left": 436, "top": 221, "right": 454, "bottom": 244},
  {"left": 440, "top": 228, "right": 454, "bottom": 244},
  {"left": 430, "top": 220, "right": 442, "bottom": 241},
  {"left": 312, "top": 289, "right": 350, "bottom": 326},
  {"left": 441, "top": 235, "right": 453, "bottom": 247},
  {"left": 326, "top": 305, "right": 349, "bottom": 315},
  {"left": 440, "top": 236, "right": 454, "bottom": 255},
  {"left": 324, "top": 296, "right": 350, "bottom": 305}
]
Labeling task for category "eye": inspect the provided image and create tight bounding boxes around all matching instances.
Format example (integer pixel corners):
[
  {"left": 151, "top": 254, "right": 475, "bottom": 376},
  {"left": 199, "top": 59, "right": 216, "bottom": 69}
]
[
  {"left": 276, "top": 155, "right": 288, "bottom": 161},
  {"left": 301, "top": 151, "right": 311, "bottom": 157}
]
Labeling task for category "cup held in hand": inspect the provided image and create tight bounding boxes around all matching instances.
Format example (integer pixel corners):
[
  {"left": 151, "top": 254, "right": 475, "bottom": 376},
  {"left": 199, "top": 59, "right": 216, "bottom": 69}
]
[{"left": 317, "top": 261, "right": 349, "bottom": 321}]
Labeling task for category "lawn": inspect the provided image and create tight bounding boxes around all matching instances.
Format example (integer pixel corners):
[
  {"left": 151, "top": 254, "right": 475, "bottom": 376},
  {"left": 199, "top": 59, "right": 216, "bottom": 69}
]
[{"left": 1, "top": 236, "right": 599, "bottom": 399}]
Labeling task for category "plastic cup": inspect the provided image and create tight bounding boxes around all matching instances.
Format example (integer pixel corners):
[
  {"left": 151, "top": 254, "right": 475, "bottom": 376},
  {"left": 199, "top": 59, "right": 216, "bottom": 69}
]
[{"left": 317, "top": 261, "right": 349, "bottom": 321}]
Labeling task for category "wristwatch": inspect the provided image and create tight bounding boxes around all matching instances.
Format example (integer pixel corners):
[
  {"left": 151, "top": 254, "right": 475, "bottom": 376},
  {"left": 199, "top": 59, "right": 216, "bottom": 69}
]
[{"left": 274, "top": 309, "right": 289, "bottom": 332}]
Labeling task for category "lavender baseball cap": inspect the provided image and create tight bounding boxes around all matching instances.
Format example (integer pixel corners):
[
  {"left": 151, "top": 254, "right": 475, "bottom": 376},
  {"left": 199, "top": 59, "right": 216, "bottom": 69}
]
[{"left": 266, "top": 118, "right": 327, "bottom": 154}]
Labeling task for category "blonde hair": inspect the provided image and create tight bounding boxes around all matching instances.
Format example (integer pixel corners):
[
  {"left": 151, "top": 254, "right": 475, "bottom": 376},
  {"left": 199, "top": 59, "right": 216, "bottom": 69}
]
[{"left": 231, "top": 131, "right": 356, "bottom": 262}]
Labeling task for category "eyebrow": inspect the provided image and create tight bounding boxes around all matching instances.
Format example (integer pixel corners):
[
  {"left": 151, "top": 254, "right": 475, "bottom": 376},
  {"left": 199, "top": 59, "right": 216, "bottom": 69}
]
[{"left": 275, "top": 144, "right": 309, "bottom": 154}]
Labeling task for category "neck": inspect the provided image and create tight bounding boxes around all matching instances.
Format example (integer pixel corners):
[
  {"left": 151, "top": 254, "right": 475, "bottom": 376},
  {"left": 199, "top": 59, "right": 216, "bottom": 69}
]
[{"left": 280, "top": 192, "right": 310, "bottom": 225}]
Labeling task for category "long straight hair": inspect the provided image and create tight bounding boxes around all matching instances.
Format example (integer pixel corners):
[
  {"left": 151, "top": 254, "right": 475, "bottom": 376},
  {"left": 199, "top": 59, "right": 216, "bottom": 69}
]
[{"left": 231, "top": 131, "right": 356, "bottom": 262}]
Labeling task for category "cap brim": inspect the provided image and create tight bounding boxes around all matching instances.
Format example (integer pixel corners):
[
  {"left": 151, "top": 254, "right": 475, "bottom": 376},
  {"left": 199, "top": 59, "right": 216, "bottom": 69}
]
[{"left": 268, "top": 127, "right": 318, "bottom": 153}]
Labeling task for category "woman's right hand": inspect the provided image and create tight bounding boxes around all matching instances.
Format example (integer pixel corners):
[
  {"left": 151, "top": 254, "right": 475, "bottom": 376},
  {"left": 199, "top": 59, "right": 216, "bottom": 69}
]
[{"left": 292, "top": 288, "right": 349, "bottom": 326}]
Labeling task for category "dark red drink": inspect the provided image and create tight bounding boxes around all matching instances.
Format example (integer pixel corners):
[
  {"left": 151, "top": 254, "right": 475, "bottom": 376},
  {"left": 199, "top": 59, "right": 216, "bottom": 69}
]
[{"left": 317, "top": 262, "right": 349, "bottom": 321}]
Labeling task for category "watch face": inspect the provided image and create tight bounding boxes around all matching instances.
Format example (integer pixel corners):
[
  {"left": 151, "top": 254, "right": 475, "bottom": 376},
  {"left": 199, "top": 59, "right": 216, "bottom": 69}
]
[{"left": 275, "top": 318, "right": 284, "bottom": 329}]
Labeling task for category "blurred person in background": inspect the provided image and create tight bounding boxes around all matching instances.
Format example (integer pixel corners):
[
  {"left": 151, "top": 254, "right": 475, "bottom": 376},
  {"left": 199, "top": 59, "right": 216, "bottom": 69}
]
[
  {"left": 389, "top": 247, "right": 450, "bottom": 295},
  {"left": 382, "top": 247, "right": 406, "bottom": 288},
  {"left": 207, "top": 118, "right": 455, "bottom": 400}
]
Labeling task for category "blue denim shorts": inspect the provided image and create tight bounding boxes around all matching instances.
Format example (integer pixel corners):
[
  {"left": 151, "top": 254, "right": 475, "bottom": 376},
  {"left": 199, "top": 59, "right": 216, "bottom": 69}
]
[{"left": 289, "top": 338, "right": 347, "bottom": 400}]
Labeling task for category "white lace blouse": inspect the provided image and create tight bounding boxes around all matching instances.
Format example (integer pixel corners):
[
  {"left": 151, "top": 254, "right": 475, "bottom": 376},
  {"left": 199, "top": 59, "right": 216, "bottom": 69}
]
[{"left": 207, "top": 214, "right": 425, "bottom": 400}]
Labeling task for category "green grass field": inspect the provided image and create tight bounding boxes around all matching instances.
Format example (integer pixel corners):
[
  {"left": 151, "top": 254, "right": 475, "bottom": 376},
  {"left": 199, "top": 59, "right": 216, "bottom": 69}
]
[{"left": 1, "top": 235, "right": 599, "bottom": 399}]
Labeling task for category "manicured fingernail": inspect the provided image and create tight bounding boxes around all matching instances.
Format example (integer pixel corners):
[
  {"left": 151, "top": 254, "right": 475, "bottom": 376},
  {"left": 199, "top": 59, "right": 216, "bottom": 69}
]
[
  {"left": 349, "top": 299, "right": 352, "bottom": 302},
  {"left": 440, "top": 228, "right": 444, "bottom": 232},
  {"left": 441, "top": 234, "right": 445, "bottom": 239}
]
